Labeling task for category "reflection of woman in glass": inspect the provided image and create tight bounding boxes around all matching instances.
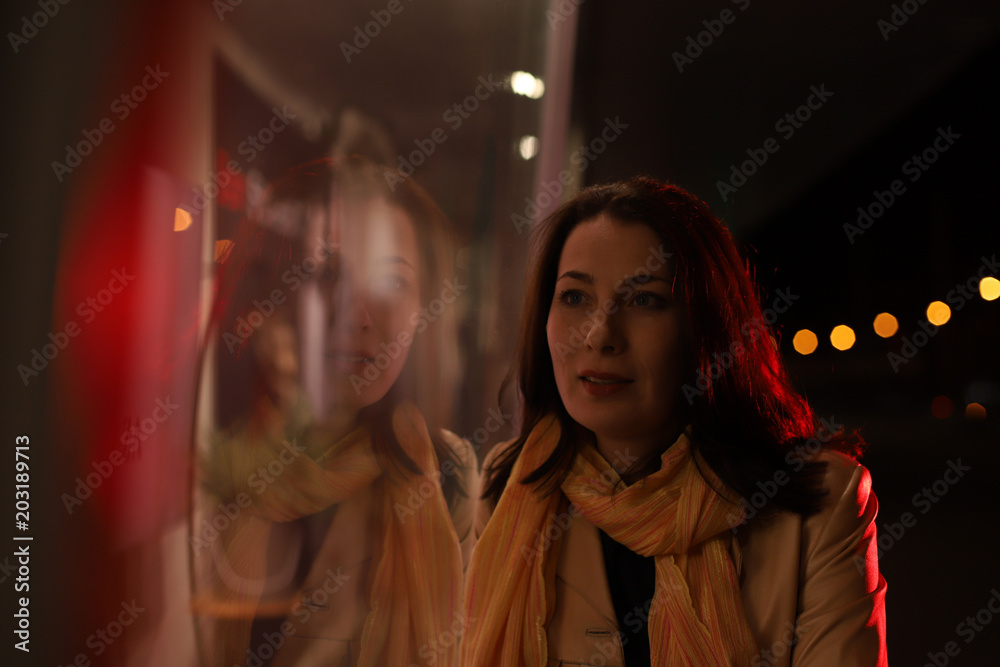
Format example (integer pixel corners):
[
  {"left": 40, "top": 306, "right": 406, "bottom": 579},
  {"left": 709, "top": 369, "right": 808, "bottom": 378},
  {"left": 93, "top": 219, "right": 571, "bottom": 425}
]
[
  {"left": 197, "top": 157, "right": 476, "bottom": 667},
  {"left": 464, "top": 178, "right": 887, "bottom": 665}
]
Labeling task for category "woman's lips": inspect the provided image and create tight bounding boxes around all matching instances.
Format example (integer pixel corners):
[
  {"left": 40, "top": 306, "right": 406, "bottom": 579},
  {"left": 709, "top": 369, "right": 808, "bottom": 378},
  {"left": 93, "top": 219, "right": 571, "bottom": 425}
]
[
  {"left": 328, "top": 350, "right": 375, "bottom": 374},
  {"left": 579, "top": 370, "right": 632, "bottom": 397}
]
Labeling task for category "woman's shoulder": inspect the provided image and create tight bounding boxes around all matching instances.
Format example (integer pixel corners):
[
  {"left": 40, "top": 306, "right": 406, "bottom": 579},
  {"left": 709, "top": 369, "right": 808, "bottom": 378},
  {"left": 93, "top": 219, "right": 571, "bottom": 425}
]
[
  {"left": 789, "top": 452, "right": 887, "bottom": 660},
  {"left": 799, "top": 448, "right": 878, "bottom": 554},
  {"left": 736, "top": 448, "right": 886, "bottom": 662},
  {"left": 813, "top": 448, "right": 875, "bottom": 516},
  {"left": 738, "top": 446, "right": 879, "bottom": 585},
  {"left": 737, "top": 448, "right": 876, "bottom": 552}
]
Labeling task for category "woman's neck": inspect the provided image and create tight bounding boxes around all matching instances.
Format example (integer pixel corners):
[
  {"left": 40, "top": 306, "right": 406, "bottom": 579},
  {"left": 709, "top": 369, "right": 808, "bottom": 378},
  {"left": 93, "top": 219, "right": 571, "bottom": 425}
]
[
  {"left": 305, "top": 405, "right": 362, "bottom": 457},
  {"left": 594, "top": 421, "right": 684, "bottom": 485}
]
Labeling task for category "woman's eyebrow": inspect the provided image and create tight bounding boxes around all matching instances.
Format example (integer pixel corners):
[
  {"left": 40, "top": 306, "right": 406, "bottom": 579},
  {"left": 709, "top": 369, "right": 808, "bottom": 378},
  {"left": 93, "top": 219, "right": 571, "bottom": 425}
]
[
  {"left": 380, "top": 256, "right": 418, "bottom": 271},
  {"left": 555, "top": 270, "right": 593, "bottom": 283},
  {"left": 622, "top": 274, "right": 670, "bottom": 287}
]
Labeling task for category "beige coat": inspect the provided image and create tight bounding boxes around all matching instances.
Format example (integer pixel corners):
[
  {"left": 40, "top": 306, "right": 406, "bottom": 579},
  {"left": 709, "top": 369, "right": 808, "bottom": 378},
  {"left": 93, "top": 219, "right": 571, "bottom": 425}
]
[{"left": 474, "top": 446, "right": 888, "bottom": 666}]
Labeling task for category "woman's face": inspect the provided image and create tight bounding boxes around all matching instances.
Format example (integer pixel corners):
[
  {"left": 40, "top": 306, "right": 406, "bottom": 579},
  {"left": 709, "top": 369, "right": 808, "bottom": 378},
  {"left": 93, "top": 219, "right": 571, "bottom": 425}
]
[
  {"left": 317, "top": 198, "right": 422, "bottom": 414},
  {"left": 546, "top": 214, "right": 685, "bottom": 447}
]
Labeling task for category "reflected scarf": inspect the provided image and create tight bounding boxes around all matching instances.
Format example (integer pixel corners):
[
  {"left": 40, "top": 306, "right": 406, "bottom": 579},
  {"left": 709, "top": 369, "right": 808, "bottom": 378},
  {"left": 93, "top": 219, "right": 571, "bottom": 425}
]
[
  {"left": 462, "top": 414, "right": 758, "bottom": 666},
  {"left": 209, "top": 401, "right": 464, "bottom": 667}
]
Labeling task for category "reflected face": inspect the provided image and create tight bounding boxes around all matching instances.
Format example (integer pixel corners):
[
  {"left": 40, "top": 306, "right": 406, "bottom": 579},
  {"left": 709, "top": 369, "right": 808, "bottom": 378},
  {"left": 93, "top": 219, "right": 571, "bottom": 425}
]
[
  {"left": 546, "top": 215, "right": 685, "bottom": 446},
  {"left": 318, "top": 198, "right": 422, "bottom": 413},
  {"left": 252, "top": 316, "right": 300, "bottom": 415}
]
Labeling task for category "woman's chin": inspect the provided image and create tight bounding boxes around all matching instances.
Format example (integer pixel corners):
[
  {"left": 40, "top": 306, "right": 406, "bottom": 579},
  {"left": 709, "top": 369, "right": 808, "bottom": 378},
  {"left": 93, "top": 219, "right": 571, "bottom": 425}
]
[
  {"left": 323, "top": 383, "right": 389, "bottom": 416},
  {"left": 567, "top": 403, "right": 643, "bottom": 439}
]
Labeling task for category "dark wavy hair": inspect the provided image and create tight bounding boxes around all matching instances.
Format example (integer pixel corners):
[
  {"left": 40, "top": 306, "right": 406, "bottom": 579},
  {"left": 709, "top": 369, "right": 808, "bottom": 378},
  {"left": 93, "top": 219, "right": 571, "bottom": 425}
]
[
  {"left": 213, "top": 156, "right": 464, "bottom": 504},
  {"left": 483, "top": 176, "right": 863, "bottom": 519}
]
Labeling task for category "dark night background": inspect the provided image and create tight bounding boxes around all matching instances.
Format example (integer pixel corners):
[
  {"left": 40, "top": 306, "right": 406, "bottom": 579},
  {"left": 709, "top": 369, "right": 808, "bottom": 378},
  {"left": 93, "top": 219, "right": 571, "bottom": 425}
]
[{"left": 2, "top": 0, "right": 999, "bottom": 664}]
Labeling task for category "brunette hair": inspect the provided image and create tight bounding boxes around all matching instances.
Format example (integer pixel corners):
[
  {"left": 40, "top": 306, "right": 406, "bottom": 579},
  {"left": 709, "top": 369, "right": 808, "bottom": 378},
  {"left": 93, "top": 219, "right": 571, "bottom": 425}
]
[
  {"left": 213, "top": 156, "right": 464, "bottom": 503},
  {"left": 483, "top": 176, "right": 863, "bottom": 518}
]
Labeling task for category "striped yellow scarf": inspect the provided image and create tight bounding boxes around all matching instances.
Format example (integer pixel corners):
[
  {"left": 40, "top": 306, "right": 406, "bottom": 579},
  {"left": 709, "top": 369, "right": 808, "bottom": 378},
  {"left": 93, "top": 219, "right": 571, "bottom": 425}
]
[
  {"left": 463, "top": 414, "right": 757, "bottom": 666},
  {"left": 205, "top": 401, "right": 464, "bottom": 667}
]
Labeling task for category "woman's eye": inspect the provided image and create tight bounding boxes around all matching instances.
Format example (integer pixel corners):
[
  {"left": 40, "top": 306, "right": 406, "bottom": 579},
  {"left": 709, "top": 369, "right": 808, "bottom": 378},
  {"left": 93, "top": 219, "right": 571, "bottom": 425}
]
[
  {"left": 631, "top": 291, "right": 666, "bottom": 308},
  {"left": 373, "top": 274, "right": 409, "bottom": 294},
  {"left": 558, "top": 289, "right": 586, "bottom": 306}
]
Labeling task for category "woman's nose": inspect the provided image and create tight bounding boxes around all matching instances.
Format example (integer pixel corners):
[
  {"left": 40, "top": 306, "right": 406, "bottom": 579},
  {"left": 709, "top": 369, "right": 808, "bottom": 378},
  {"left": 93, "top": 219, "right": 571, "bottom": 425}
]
[
  {"left": 332, "top": 284, "right": 373, "bottom": 331},
  {"left": 348, "top": 294, "right": 373, "bottom": 330},
  {"left": 584, "top": 309, "right": 622, "bottom": 354}
]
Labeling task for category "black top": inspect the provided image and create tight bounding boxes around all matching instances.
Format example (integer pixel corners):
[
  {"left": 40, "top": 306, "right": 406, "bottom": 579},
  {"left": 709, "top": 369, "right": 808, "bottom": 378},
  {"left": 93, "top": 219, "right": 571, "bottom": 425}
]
[{"left": 599, "top": 529, "right": 657, "bottom": 667}]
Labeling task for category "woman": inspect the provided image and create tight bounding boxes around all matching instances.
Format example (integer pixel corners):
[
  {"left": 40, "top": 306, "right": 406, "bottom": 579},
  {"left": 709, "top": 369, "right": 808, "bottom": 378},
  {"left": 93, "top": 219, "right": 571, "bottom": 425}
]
[
  {"left": 194, "top": 156, "right": 477, "bottom": 667},
  {"left": 464, "top": 177, "right": 887, "bottom": 666}
]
